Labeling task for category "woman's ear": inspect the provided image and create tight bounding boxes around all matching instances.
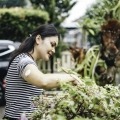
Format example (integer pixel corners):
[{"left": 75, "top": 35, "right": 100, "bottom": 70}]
[{"left": 35, "top": 34, "right": 42, "bottom": 45}]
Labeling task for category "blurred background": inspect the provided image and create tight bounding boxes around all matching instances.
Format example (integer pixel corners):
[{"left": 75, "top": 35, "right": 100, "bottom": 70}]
[
  {"left": 0, "top": 0, "right": 119, "bottom": 73},
  {"left": 0, "top": 1, "right": 97, "bottom": 117},
  {"left": 1, "top": 0, "right": 120, "bottom": 118},
  {"left": 0, "top": 0, "right": 96, "bottom": 73}
]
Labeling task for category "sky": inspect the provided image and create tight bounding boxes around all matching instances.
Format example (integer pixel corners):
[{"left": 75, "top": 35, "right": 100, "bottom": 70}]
[{"left": 64, "top": 0, "right": 96, "bottom": 24}]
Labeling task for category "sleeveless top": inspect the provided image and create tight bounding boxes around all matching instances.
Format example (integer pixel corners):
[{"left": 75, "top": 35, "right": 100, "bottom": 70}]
[{"left": 5, "top": 53, "right": 43, "bottom": 118}]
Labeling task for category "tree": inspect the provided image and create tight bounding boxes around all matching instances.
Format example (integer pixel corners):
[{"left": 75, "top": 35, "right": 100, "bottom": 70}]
[
  {"left": 78, "top": 0, "right": 120, "bottom": 46},
  {"left": 0, "top": 8, "right": 49, "bottom": 41},
  {"left": 30, "top": 0, "right": 76, "bottom": 26}
]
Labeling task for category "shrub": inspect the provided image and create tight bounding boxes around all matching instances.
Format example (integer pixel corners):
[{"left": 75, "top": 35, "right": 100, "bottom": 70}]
[{"left": 0, "top": 8, "right": 49, "bottom": 41}]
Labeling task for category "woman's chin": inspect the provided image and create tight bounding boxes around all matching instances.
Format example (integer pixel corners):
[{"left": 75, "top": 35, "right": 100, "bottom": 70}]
[{"left": 44, "top": 56, "right": 50, "bottom": 61}]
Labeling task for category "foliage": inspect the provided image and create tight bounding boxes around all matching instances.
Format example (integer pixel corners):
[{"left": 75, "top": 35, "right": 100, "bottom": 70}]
[
  {"left": 0, "top": 0, "right": 77, "bottom": 35},
  {"left": 0, "top": 8, "right": 49, "bottom": 41},
  {"left": 31, "top": 79, "right": 120, "bottom": 120},
  {"left": 79, "top": 0, "right": 120, "bottom": 45},
  {"left": 75, "top": 45, "right": 100, "bottom": 80},
  {"left": 64, "top": 45, "right": 108, "bottom": 86},
  {"left": 29, "top": 0, "right": 76, "bottom": 25},
  {"left": 29, "top": 0, "right": 77, "bottom": 38}
]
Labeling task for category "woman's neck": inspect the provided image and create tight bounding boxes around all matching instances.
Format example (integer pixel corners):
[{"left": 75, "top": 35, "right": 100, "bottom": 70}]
[{"left": 28, "top": 52, "right": 37, "bottom": 62}]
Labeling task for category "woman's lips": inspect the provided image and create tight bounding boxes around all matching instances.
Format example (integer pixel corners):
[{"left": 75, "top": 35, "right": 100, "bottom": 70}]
[{"left": 48, "top": 51, "right": 53, "bottom": 57}]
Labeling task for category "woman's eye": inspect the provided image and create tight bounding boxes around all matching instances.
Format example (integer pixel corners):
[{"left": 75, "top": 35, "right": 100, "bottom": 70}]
[
  {"left": 51, "top": 42, "right": 56, "bottom": 47},
  {"left": 51, "top": 43, "right": 54, "bottom": 47}
]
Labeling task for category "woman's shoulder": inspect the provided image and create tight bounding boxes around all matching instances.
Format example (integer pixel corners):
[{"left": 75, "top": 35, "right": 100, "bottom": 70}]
[
  {"left": 16, "top": 53, "right": 30, "bottom": 59},
  {"left": 13, "top": 53, "right": 37, "bottom": 69},
  {"left": 15, "top": 53, "right": 34, "bottom": 63}
]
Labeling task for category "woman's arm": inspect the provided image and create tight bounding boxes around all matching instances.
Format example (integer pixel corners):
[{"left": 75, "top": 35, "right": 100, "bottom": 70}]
[{"left": 22, "top": 64, "right": 80, "bottom": 90}]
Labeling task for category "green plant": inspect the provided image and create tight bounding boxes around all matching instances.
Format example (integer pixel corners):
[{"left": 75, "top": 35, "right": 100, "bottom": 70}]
[
  {"left": 31, "top": 79, "right": 120, "bottom": 120},
  {"left": 0, "top": 8, "right": 49, "bottom": 41}
]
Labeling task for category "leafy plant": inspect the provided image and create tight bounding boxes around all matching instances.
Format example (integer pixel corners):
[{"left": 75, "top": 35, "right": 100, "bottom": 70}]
[
  {"left": 0, "top": 8, "right": 49, "bottom": 41},
  {"left": 31, "top": 80, "right": 120, "bottom": 120},
  {"left": 79, "top": 0, "right": 120, "bottom": 45}
]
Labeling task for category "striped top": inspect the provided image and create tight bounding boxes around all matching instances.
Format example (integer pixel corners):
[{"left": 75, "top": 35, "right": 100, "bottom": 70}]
[{"left": 5, "top": 53, "right": 43, "bottom": 119}]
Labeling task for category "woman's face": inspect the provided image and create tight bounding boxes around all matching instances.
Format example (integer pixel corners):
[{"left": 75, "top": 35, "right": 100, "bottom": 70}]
[{"left": 36, "top": 36, "right": 58, "bottom": 61}]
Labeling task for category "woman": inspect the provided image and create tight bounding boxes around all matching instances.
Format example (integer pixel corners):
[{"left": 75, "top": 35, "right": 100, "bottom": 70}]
[{"left": 4, "top": 24, "right": 80, "bottom": 120}]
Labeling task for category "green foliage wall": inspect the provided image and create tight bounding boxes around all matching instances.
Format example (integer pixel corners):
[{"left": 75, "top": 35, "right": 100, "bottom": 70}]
[{"left": 0, "top": 8, "right": 49, "bottom": 41}]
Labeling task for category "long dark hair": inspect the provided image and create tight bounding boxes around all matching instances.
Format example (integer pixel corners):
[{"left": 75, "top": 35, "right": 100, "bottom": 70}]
[{"left": 8, "top": 24, "right": 59, "bottom": 67}]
